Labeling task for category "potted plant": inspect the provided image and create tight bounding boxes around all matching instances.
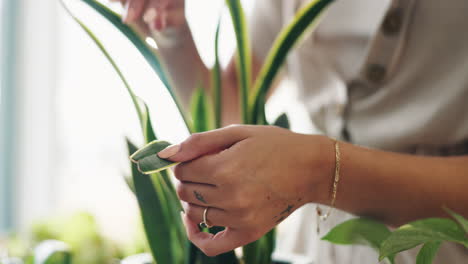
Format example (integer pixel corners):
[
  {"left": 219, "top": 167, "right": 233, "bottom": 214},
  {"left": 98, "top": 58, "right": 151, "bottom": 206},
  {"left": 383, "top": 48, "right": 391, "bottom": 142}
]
[
  {"left": 59, "top": 0, "right": 333, "bottom": 263},
  {"left": 57, "top": 0, "right": 468, "bottom": 263}
]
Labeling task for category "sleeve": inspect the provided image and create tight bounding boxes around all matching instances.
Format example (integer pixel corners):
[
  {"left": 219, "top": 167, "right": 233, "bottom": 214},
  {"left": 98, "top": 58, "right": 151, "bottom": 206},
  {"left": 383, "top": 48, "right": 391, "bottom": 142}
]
[{"left": 248, "top": 0, "right": 284, "bottom": 63}]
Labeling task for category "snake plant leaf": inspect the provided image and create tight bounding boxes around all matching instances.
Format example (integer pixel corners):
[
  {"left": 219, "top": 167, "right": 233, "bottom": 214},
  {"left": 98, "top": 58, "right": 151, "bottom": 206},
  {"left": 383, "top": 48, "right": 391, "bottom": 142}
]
[
  {"left": 249, "top": 0, "right": 334, "bottom": 124},
  {"left": 416, "top": 241, "right": 441, "bottom": 264},
  {"left": 124, "top": 173, "right": 136, "bottom": 194},
  {"left": 33, "top": 240, "right": 72, "bottom": 264},
  {"left": 60, "top": 0, "right": 147, "bottom": 132},
  {"left": 212, "top": 18, "right": 223, "bottom": 129},
  {"left": 128, "top": 140, "right": 181, "bottom": 264},
  {"left": 272, "top": 113, "right": 290, "bottom": 129},
  {"left": 142, "top": 103, "right": 157, "bottom": 143},
  {"left": 130, "top": 140, "right": 179, "bottom": 174},
  {"left": 190, "top": 87, "right": 214, "bottom": 133},
  {"left": 155, "top": 169, "right": 186, "bottom": 243},
  {"left": 243, "top": 229, "right": 275, "bottom": 264},
  {"left": 444, "top": 207, "right": 468, "bottom": 234},
  {"left": 75, "top": 0, "right": 192, "bottom": 131},
  {"left": 226, "top": 0, "right": 251, "bottom": 124},
  {"left": 322, "top": 218, "right": 394, "bottom": 264},
  {"left": 379, "top": 218, "right": 468, "bottom": 261}
]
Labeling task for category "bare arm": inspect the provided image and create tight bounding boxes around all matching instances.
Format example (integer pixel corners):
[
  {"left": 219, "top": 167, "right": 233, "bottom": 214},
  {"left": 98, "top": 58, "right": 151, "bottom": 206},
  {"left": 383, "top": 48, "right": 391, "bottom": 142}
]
[
  {"left": 157, "top": 126, "right": 468, "bottom": 256},
  {"left": 119, "top": 0, "right": 267, "bottom": 125},
  {"left": 316, "top": 140, "right": 468, "bottom": 226}
]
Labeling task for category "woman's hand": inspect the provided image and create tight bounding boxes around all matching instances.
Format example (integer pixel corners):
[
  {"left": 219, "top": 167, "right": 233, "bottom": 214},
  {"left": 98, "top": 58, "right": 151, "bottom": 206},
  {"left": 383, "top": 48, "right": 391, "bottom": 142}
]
[
  {"left": 158, "top": 125, "right": 334, "bottom": 256},
  {"left": 110, "top": 0, "right": 185, "bottom": 31}
]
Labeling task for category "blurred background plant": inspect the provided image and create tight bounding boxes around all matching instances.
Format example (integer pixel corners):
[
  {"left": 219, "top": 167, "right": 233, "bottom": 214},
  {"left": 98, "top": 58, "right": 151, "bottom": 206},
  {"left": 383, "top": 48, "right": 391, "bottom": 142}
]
[{"left": 1, "top": 211, "right": 148, "bottom": 264}]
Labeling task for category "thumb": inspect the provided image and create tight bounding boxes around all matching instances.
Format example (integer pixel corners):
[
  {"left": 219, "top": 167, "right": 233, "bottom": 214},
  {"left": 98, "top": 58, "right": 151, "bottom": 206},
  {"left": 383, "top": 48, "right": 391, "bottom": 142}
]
[{"left": 158, "top": 125, "right": 251, "bottom": 162}]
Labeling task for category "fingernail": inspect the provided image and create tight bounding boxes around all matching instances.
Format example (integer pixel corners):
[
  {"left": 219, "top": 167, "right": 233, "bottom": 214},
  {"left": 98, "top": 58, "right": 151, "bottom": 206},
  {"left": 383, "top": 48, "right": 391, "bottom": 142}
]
[
  {"left": 122, "top": 7, "right": 128, "bottom": 22},
  {"left": 143, "top": 8, "right": 157, "bottom": 26},
  {"left": 158, "top": 144, "right": 180, "bottom": 159}
]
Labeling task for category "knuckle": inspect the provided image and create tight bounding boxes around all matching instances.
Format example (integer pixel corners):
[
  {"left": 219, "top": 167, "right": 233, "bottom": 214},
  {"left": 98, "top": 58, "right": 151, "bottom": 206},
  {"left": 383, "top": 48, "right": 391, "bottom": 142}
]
[
  {"left": 214, "top": 161, "right": 236, "bottom": 181},
  {"left": 176, "top": 184, "right": 187, "bottom": 201},
  {"left": 186, "top": 133, "right": 203, "bottom": 147},
  {"left": 173, "top": 165, "right": 184, "bottom": 180},
  {"left": 225, "top": 124, "right": 240, "bottom": 130},
  {"left": 185, "top": 205, "right": 200, "bottom": 222}
]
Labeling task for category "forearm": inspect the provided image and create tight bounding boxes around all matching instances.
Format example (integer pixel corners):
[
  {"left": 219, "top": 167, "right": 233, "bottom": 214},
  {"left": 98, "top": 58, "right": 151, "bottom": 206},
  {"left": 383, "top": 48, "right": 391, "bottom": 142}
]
[
  {"left": 151, "top": 22, "right": 244, "bottom": 124},
  {"left": 312, "top": 138, "right": 468, "bottom": 226},
  {"left": 150, "top": 22, "right": 210, "bottom": 107}
]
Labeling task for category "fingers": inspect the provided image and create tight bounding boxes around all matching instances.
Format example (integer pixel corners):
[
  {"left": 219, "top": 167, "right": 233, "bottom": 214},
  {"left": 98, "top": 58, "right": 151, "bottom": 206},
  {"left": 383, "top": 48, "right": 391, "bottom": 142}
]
[
  {"left": 184, "top": 204, "right": 236, "bottom": 228},
  {"left": 173, "top": 153, "right": 220, "bottom": 184},
  {"left": 142, "top": 0, "right": 175, "bottom": 31},
  {"left": 158, "top": 125, "right": 252, "bottom": 163},
  {"left": 123, "top": 0, "right": 148, "bottom": 23},
  {"left": 182, "top": 214, "right": 260, "bottom": 257},
  {"left": 177, "top": 182, "right": 219, "bottom": 207}
]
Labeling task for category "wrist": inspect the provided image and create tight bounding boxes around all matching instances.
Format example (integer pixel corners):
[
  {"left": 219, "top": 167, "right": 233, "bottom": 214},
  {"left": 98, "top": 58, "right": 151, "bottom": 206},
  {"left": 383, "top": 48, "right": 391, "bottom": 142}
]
[{"left": 303, "top": 135, "right": 336, "bottom": 205}]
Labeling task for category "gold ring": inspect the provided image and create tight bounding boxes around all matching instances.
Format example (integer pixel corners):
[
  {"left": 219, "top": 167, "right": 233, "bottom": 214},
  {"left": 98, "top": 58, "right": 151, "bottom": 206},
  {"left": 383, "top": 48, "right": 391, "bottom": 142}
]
[{"left": 199, "top": 207, "right": 213, "bottom": 229}]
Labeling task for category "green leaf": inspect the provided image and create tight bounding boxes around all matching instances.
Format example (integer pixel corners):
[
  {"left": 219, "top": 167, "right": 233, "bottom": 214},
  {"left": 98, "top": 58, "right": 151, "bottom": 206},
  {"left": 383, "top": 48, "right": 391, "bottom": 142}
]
[
  {"left": 130, "top": 140, "right": 179, "bottom": 174},
  {"left": 124, "top": 173, "right": 136, "bottom": 194},
  {"left": 34, "top": 240, "right": 72, "bottom": 264},
  {"left": 322, "top": 218, "right": 392, "bottom": 251},
  {"left": 444, "top": 207, "right": 468, "bottom": 234},
  {"left": 128, "top": 140, "right": 183, "bottom": 264},
  {"left": 212, "top": 17, "right": 223, "bottom": 129},
  {"left": 60, "top": 0, "right": 147, "bottom": 131},
  {"left": 226, "top": 0, "right": 251, "bottom": 124},
  {"left": 190, "top": 87, "right": 213, "bottom": 133},
  {"left": 142, "top": 103, "right": 157, "bottom": 143},
  {"left": 249, "top": 0, "right": 334, "bottom": 124},
  {"left": 416, "top": 241, "right": 442, "bottom": 264},
  {"left": 243, "top": 229, "right": 275, "bottom": 264},
  {"left": 272, "top": 113, "right": 290, "bottom": 129},
  {"left": 73, "top": 0, "right": 192, "bottom": 131},
  {"left": 379, "top": 218, "right": 468, "bottom": 261}
]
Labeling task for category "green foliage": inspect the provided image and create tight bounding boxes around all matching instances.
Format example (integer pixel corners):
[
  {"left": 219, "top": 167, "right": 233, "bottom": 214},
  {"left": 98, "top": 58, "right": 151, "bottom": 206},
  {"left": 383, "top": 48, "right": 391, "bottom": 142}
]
[
  {"left": 34, "top": 240, "right": 72, "bottom": 264},
  {"left": 249, "top": 0, "right": 334, "bottom": 124},
  {"left": 212, "top": 18, "right": 223, "bottom": 129},
  {"left": 243, "top": 229, "right": 276, "bottom": 264},
  {"left": 445, "top": 207, "right": 468, "bottom": 234},
  {"left": 379, "top": 218, "right": 468, "bottom": 261},
  {"left": 322, "top": 218, "right": 394, "bottom": 264},
  {"left": 324, "top": 211, "right": 468, "bottom": 264},
  {"left": 77, "top": 0, "right": 192, "bottom": 130},
  {"left": 415, "top": 241, "right": 441, "bottom": 264},
  {"left": 62, "top": 0, "right": 335, "bottom": 263},
  {"left": 226, "top": 0, "right": 251, "bottom": 124},
  {"left": 272, "top": 113, "right": 290, "bottom": 129},
  {"left": 130, "top": 140, "right": 179, "bottom": 174},
  {"left": 190, "top": 87, "right": 214, "bottom": 133},
  {"left": 31, "top": 212, "right": 123, "bottom": 264},
  {"left": 128, "top": 140, "right": 187, "bottom": 264}
]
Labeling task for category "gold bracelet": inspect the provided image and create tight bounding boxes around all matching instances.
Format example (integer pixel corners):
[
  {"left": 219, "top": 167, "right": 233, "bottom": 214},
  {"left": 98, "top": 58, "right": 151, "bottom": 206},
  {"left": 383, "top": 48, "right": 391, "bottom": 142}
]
[{"left": 316, "top": 139, "right": 341, "bottom": 233}]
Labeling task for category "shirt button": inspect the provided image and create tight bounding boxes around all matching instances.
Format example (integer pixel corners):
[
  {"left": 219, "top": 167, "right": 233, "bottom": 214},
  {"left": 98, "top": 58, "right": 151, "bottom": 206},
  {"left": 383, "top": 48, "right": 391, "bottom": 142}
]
[
  {"left": 366, "top": 64, "right": 386, "bottom": 83},
  {"left": 382, "top": 8, "right": 403, "bottom": 36}
]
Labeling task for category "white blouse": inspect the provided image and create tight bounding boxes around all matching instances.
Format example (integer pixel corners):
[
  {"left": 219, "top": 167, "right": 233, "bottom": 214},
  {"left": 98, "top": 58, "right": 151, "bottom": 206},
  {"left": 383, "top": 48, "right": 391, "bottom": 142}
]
[{"left": 250, "top": 0, "right": 468, "bottom": 263}]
